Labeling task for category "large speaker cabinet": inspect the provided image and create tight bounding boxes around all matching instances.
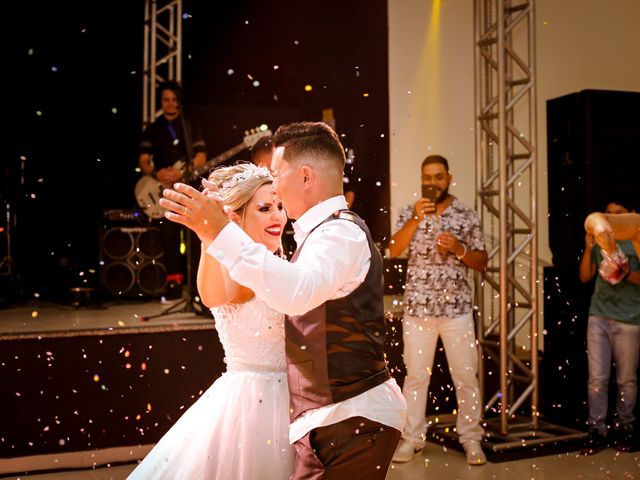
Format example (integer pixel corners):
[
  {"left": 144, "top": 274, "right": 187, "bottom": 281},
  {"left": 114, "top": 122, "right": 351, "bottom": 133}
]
[
  {"left": 546, "top": 89, "right": 640, "bottom": 266},
  {"left": 541, "top": 266, "right": 590, "bottom": 428},
  {"left": 99, "top": 210, "right": 166, "bottom": 298}
]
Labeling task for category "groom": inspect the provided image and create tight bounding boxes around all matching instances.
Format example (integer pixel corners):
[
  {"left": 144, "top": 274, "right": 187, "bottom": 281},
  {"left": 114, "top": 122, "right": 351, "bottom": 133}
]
[{"left": 161, "top": 121, "right": 406, "bottom": 479}]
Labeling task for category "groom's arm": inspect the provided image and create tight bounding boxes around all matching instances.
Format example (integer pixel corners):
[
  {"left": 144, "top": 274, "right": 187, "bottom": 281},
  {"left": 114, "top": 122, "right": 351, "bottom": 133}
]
[{"left": 206, "top": 221, "right": 370, "bottom": 316}]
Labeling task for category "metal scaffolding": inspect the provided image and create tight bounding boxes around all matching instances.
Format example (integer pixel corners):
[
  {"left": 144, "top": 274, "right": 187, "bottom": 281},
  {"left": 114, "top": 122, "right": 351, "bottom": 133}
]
[
  {"left": 471, "top": 2, "right": 586, "bottom": 452},
  {"left": 474, "top": 0, "right": 539, "bottom": 435},
  {"left": 142, "top": 0, "right": 183, "bottom": 128}
]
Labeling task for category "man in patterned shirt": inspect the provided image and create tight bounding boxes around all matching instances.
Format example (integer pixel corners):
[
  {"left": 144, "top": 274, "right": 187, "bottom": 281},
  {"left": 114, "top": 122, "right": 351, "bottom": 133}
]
[{"left": 390, "top": 155, "right": 488, "bottom": 465}]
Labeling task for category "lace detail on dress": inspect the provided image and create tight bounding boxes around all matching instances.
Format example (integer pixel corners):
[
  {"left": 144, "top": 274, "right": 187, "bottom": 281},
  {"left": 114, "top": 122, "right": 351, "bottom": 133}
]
[{"left": 211, "top": 298, "right": 286, "bottom": 372}]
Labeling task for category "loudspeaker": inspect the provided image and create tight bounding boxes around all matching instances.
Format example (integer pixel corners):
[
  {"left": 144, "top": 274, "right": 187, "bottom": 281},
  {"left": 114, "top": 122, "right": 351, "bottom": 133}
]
[
  {"left": 541, "top": 266, "right": 591, "bottom": 428},
  {"left": 99, "top": 213, "right": 167, "bottom": 298},
  {"left": 546, "top": 89, "right": 640, "bottom": 266}
]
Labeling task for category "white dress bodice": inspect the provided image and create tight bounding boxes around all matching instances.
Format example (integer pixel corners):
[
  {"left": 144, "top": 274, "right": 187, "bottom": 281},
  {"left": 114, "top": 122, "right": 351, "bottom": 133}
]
[{"left": 211, "top": 297, "right": 286, "bottom": 373}]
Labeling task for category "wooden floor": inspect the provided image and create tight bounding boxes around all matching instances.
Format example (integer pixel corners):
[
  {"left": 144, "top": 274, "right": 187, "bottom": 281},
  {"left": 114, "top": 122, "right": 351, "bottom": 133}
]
[{"left": 5, "top": 444, "right": 639, "bottom": 480}]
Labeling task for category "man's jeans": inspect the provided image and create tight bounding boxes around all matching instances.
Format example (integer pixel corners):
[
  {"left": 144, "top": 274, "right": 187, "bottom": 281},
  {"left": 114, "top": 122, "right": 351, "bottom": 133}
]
[{"left": 587, "top": 315, "right": 640, "bottom": 434}]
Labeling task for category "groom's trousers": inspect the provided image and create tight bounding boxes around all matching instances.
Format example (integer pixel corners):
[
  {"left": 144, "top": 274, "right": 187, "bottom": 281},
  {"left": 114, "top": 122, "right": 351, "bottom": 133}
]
[{"left": 291, "top": 415, "right": 401, "bottom": 480}]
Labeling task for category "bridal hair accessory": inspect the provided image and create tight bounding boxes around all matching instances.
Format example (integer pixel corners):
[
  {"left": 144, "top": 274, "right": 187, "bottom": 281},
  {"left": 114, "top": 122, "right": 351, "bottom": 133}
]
[{"left": 220, "top": 164, "right": 272, "bottom": 196}]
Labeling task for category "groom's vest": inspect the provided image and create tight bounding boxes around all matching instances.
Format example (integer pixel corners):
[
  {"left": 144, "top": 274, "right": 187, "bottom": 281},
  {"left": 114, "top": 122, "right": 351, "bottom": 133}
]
[{"left": 286, "top": 210, "right": 390, "bottom": 421}]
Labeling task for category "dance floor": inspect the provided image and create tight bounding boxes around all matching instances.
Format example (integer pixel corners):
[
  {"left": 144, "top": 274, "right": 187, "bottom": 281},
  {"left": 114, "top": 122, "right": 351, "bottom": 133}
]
[{"left": 4, "top": 439, "right": 639, "bottom": 480}]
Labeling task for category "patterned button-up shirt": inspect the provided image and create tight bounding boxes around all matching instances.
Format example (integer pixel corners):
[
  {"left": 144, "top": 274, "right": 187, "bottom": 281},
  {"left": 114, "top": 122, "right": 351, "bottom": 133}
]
[{"left": 394, "top": 196, "right": 485, "bottom": 318}]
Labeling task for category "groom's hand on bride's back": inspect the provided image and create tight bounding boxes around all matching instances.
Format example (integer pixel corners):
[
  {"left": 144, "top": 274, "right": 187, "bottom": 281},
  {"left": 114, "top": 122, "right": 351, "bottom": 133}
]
[{"left": 160, "top": 182, "right": 230, "bottom": 246}]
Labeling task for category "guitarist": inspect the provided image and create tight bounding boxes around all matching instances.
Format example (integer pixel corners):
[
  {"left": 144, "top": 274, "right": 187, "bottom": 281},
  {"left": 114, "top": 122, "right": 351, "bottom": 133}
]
[{"left": 138, "top": 81, "right": 207, "bottom": 295}]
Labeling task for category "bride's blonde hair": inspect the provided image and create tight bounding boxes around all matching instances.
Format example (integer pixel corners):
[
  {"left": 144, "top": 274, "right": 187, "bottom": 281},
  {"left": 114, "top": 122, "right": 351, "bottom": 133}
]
[{"left": 207, "top": 162, "right": 273, "bottom": 214}]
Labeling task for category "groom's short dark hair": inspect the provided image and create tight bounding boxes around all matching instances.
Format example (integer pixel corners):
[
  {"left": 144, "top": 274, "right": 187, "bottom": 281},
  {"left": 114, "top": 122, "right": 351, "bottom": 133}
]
[{"left": 273, "top": 121, "right": 346, "bottom": 170}]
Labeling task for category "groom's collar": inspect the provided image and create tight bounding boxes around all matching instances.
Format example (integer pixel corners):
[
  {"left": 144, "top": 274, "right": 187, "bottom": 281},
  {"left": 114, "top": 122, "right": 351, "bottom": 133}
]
[{"left": 292, "top": 195, "right": 347, "bottom": 244}]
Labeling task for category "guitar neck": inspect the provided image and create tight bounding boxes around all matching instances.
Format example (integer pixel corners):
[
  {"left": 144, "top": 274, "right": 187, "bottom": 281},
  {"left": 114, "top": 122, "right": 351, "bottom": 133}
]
[{"left": 194, "top": 142, "right": 248, "bottom": 177}]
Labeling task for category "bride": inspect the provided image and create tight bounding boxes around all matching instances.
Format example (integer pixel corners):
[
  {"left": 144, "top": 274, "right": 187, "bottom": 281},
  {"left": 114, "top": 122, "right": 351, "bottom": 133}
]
[{"left": 128, "top": 163, "right": 293, "bottom": 479}]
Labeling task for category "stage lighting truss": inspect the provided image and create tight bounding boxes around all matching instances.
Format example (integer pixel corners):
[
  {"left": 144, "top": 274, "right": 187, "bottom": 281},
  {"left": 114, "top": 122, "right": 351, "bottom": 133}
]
[{"left": 474, "top": 0, "right": 540, "bottom": 436}]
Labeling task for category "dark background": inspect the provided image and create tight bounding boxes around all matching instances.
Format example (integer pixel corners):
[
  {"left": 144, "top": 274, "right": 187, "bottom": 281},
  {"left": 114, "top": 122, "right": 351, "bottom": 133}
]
[
  {"left": 546, "top": 89, "right": 640, "bottom": 266},
  {"left": 6, "top": 0, "right": 390, "bottom": 305}
]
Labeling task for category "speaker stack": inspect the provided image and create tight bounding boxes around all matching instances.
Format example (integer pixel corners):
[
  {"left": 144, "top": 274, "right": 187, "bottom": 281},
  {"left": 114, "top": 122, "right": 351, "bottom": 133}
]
[
  {"left": 546, "top": 89, "right": 640, "bottom": 266},
  {"left": 99, "top": 210, "right": 167, "bottom": 298}
]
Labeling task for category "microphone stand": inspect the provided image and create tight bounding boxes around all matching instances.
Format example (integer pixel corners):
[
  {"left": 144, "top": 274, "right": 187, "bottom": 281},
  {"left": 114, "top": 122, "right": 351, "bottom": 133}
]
[{"left": 144, "top": 97, "right": 205, "bottom": 321}]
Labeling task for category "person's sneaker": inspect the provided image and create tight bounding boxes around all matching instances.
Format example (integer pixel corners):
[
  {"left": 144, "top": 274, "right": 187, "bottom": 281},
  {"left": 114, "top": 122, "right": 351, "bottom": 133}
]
[
  {"left": 612, "top": 426, "right": 634, "bottom": 452},
  {"left": 464, "top": 440, "right": 487, "bottom": 465},
  {"left": 392, "top": 439, "right": 423, "bottom": 463},
  {"left": 580, "top": 428, "right": 608, "bottom": 455}
]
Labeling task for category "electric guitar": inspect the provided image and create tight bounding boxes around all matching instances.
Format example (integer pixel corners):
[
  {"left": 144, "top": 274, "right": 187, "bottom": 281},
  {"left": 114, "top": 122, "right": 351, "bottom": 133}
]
[{"left": 135, "top": 128, "right": 271, "bottom": 219}]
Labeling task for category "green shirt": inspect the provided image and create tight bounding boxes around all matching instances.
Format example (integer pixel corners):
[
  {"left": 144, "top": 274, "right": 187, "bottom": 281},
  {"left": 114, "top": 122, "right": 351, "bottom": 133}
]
[{"left": 589, "top": 240, "right": 640, "bottom": 325}]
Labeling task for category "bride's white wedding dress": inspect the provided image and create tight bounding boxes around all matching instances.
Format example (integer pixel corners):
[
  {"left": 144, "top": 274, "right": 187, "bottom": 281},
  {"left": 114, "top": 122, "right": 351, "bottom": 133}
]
[{"left": 128, "top": 298, "right": 293, "bottom": 479}]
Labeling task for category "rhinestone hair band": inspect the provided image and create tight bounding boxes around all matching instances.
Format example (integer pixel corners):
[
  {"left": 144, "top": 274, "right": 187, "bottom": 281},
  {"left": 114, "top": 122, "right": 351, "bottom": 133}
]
[{"left": 219, "top": 164, "right": 272, "bottom": 197}]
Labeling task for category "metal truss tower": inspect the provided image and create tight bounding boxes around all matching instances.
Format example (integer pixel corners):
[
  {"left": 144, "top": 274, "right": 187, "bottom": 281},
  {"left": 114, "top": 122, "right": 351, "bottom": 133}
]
[
  {"left": 473, "top": 1, "right": 585, "bottom": 451},
  {"left": 474, "top": 0, "right": 539, "bottom": 436},
  {"left": 142, "top": 0, "right": 183, "bottom": 128}
]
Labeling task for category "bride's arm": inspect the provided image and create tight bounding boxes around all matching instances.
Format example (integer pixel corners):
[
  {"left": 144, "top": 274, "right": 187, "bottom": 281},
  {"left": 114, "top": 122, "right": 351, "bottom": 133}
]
[{"left": 197, "top": 241, "right": 241, "bottom": 307}]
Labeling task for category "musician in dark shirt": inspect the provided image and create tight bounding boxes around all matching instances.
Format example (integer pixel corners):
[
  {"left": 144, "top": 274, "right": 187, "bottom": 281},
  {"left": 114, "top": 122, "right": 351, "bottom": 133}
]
[
  {"left": 138, "top": 82, "right": 207, "bottom": 293},
  {"left": 139, "top": 82, "right": 206, "bottom": 183}
]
